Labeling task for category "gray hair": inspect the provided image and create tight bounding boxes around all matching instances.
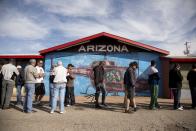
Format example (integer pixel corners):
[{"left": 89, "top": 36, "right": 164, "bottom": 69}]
[{"left": 29, "top": 59, "right": 36, "bottom": 64}]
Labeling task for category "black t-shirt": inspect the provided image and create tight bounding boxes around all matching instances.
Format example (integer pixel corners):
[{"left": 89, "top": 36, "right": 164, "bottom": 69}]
[
  {"left": 169, "top": 69, "right": 183, "bottom": 88},
  {"left": 93, "top": 65, "right": 104, "bottom": 85},
  {"left": 187, "top": 70, "right": 196, "bottom": 87}
]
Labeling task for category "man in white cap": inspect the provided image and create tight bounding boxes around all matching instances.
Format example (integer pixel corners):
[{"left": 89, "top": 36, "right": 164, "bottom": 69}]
[{"left": 50, "top": 61, "right": 68, "bottom": 114}]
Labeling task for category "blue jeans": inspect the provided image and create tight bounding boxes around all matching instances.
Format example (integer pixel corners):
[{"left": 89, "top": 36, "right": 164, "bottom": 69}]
[
  {"left": 17, "top": 85, "right": 23, "bottom": 103},
  {"left": 23, "top": 83, "right": 35, "bottom": 112},
  {"left": 49, "top": 83, "right": 54, "bottom": 106},
  {"left": 95, "top": 83, "right": 106, "bottom": 105},
  {"left": 51, "top": 83, "right": 65, "bottom": 112},
  {"left": 172, "top": 88, "right": 181, "bottom": 109}
]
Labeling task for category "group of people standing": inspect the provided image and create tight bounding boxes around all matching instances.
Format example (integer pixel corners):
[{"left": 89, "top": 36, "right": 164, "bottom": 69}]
[
  {"left": 0, "top": 59, "right": 76, "bottom": 114},
  {"left": 123, "top": 60, "right": 161, "bottom": 113},
  {"left": 169, "top": 63, "right": 196, "bottom": 110},
  {"left": 123, "top": 60, "right": 196, "bottom": 113},
  {"left": 0, "top": 58, "right": 195, "bottom": 114}
]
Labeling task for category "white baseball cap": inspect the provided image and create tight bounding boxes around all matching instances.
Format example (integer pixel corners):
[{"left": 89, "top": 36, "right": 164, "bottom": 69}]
[{"left": 17, "top": 65, "right": 22, "bottom": 69}]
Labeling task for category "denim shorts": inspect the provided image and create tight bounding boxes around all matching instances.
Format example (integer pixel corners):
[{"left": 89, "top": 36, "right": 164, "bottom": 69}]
[{"left": 125, "top": 85, "right": 135, "bottom": 99}]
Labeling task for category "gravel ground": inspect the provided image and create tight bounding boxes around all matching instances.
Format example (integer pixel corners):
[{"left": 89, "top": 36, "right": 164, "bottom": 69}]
[{"left": 0, "top": 96, "right": 195, "bottom": 131}]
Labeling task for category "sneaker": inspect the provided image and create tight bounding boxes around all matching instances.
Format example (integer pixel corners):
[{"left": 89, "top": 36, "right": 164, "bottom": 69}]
[
  {"left": 177, "top": 107, "right": 183, "bottom": 111},
  {"left": 150, "top": 107, "right": 157, "bottom": 110},
  {"left": 101, "top": 103, "right": 108, "bottom": 107},
  {"left": 156, "top": 105, "right": 161, "bottom": 109},
  {"left": 3, "top": 107, "right": 11, "bottom": 110},
  {"left": 124, "top": 109, "right": 130, "bottom": 113},
  {"left": 133, "top": 107, "right": 138, "bottom": 112},
  {"left": 33, "top": 101, "right": 40, "bottom": 105},
  {"left": 95, "top": 104, "right": 102, "bottom": 109},
  {"left": 50, "top": 111, "right": 54, "bottom": 114},
  {"left": 23, "top": 110, "right": 32, "bottom": 114},
  {"left": 59, "top": 111, "right": 64, "bottom": 114},
  {"left": 179, "top": 106, "right": 184, "bottom": 108},
  {"left": 66, "top": 104, "right": 70, "bottom": 107}
]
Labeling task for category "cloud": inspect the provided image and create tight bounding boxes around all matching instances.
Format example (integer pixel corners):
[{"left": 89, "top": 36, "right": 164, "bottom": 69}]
[
  {"left": 0, "top": 0, "right": 195, "bottom": 56},
  {"left": 0, "top": 40, "right": 46, "bottom": 54},
  {"left": 0, "top": 8, "right": 49, "bottom": 40},
  {"left": 23, "top": 0, "right": 111, "bottom": 17}
]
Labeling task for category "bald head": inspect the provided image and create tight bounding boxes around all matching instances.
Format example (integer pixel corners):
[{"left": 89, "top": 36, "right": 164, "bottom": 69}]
[{"left": 57, "top": 61, "right": 63, "bottom": 66}]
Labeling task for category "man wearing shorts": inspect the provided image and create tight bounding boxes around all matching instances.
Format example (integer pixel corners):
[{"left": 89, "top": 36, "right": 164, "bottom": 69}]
[
  {"left": 124, "top": 61, "right": 138, "bottom": 113},
  {"left": 34, "top": 60, "right": 45, "bottom": 105}
]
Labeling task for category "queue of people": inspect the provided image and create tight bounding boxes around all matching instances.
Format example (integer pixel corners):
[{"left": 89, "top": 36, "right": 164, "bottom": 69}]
[{"left": 0, "top": 59, "right": 195, "bottom": 114}]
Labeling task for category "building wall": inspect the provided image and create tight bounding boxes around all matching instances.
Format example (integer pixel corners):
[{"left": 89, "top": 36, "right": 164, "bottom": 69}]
[
  {"left": 44, "top": 52, "right": 163, "bottom": 97},
  {"left": 161, "top": 59, "right": 170, "bottom": 98}
]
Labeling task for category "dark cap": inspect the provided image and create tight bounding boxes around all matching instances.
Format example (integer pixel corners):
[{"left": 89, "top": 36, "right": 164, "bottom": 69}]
[
  {"left": 68, "top": 64, "right": 74, "bottom": 67},
  {"left": 151, "top": 60, "right": 156, "bottom": 66},
  {"left": 129, "top": 61, "right": 138, "bottom": 68}
]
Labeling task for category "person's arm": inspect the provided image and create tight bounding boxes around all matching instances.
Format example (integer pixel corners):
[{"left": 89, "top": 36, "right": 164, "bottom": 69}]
[
  {"left": 154, "top": 73, "right": 160, "bottom": 80},
  {"left": 41, "top": 68, "right": 45, "bottom": 77},
  {"left": 21, "top": 70, "right": 25, "bottom": 86},
  {"left": 33, "top": 67, "right": 39, "bottom": 78},
  {"left": 129, "top": 69, "right": 135, "bottom": 87},
  {"left": 176, "top": 70, "right": 183, "bottom": 81},
  {"left": 53, "top": 68, "right": 57, "bottom": 76},
  {"left": 14, "top": 66, "right": 19, "bottom": 76},
  {"left": 92, "top": 67, "right": 95, "bottom": 80},
  {"left": 187, "top": 71, "right": 190, "bottom": 81},
  {"left": 69, "top": 74, "right": 75, "bottom": 79},
  {"left": 102, "top": 67, "right": 105, "bottom": 75}
]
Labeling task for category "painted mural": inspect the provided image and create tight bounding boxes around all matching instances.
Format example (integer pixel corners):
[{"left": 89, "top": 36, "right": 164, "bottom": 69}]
[{"left": 44, "top": 52, "right": 161, "bottom": 96}]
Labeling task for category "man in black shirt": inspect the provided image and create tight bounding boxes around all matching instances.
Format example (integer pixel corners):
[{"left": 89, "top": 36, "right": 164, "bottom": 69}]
[
  {"left": 187, "top": 64, "right": 196, "bottom": 109},
  {"left": 93, "top": 61, "right": 106, "bottom": 108},
  {"left": 169, "top": 63, "right": 183, "bottom": 110}
]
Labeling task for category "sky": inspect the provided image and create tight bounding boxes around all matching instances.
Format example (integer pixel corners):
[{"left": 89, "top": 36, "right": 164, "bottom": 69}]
[{"left": 0, "top": 0, "right": 195, "bottom": 56}]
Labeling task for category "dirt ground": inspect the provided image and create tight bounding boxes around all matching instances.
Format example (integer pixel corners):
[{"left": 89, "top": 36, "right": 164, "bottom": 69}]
[{"left": 0, "top": 96, "right": 195, "bottom": 131}]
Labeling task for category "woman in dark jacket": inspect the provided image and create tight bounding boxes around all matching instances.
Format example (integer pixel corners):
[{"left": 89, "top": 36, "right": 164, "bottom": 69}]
[
  {"left": 169, "top": 63, "right": 183, "bottom": 110},
  {"left": 15, "top": 65, "right": 25, "bottom": 105}
]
